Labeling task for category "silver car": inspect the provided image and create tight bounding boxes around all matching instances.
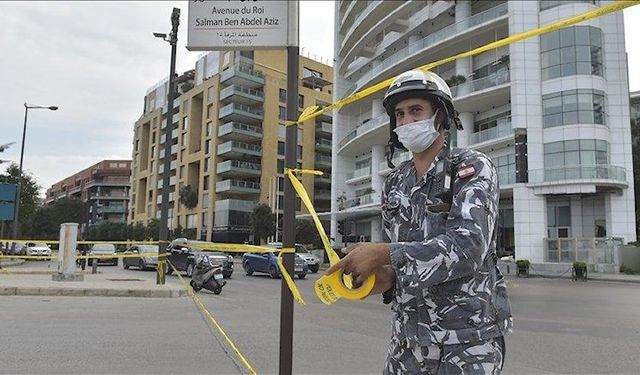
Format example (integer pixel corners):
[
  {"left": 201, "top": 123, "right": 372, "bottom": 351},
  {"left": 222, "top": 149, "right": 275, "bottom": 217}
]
[
  {"left": 122, "top": 245, "right": 159, "bottom": 270},
  {"left": 268, "top": 242, "right": 320, "bottom": 273}
]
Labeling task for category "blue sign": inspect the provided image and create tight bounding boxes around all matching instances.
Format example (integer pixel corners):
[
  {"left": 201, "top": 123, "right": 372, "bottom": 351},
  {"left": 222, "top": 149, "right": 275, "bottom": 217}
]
[
  {"left": 0, "top": 183, "right": 17, "bottom": 202},
  {"left": 0, "top": 202, "right": 15, "bottom": 221}
]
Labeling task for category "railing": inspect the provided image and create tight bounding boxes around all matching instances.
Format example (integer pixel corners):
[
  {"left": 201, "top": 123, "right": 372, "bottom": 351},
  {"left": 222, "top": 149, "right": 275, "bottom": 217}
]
[
  {"left": 219, "top": 103, "right": 263, "bottom": 117},
  {"left": 469, "top": 117, "right": 513, "bottom": 145},
  {"left": 497, "top": 171, "right": 515, "bottom": 186},
  {"left": 349, "top": 166, "right": 371, "bottom": 180},
  {"left": 218, "top": 121, "right": 263, "bottom": 137},
  {"left": 220, "top": 85, "right": 264, "bottom": 100},
  {"left": 378, "top": 151, "right": 412, "bottom": 171},
  {"left": 315, "top": 154, "right": 332, "bottom": 164},
  {"left": 217, "top": 160, "right": 262, "bottom": 173},
  {"left": 339, "top": 114, "right": 388, "bottom": 148},
  {"left": 450, "top": 68, "right": 510, "bottom": 98},
  {"left": 216, "top": 179, "right": 261, "bottom": 191},
  {"left": 316, "top": 122, "right": 333, "bottom": 134},
  {"left": 528, "top": 165, "right": 627, "bottom": 184},
  {"left": 214, "top": 199, "right": 257, "bottom": 212},
  {"left": 316, "top": 138, "right": 332, "bottom": 147},
  {"left": 218, "top": 140, "right": 262, "bottom": 154},
  {"left": 544, "top": 237, "right": 623, "bottom": 264},
  {"left": 350, "top": 3, "right": 508, "bottom": 92},
  {"left": 342, "top": 1, "right": 378, "bottom": 47},
  {"left": 221, "top": 63, "right": 264, "bottom": 80},
  {"left": 342, "top": 193, "right": 378, "bottom": 209},
  {"left": 314, "top": 189, "right": 332, "bottom": 199}
]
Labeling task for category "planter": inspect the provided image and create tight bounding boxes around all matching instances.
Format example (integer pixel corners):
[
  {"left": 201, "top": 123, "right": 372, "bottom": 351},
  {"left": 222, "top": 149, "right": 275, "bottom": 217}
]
[
  {"left": 572, "top": 262, "right": 588, "bottom": 281},
  {"left": 515, "top": 259, "right": 530, "bottom": 278}
]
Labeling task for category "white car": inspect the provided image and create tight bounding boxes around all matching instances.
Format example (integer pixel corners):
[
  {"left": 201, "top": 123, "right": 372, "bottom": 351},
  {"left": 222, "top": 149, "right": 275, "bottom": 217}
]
[
  {"left": 24, "top": 242, "right": 52, "bottom": 258},
  {"left": 268, "top": 242, "right": 320, "bottom": 273}
]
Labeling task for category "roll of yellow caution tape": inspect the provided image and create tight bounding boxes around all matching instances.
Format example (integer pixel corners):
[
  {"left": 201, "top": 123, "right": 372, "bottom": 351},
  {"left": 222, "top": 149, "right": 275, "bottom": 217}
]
[{"left": 314, "top": 270, "right": 375, "bottom": 305}]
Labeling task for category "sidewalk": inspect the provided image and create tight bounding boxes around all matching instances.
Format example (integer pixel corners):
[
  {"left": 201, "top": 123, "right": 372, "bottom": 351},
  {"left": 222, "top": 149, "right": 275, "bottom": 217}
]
[
  {"left": 499, "top": 261, "right": 640, "bottom": 284},
  {"left": 0, "top": 263, "right": 188, "bottom": 298}
]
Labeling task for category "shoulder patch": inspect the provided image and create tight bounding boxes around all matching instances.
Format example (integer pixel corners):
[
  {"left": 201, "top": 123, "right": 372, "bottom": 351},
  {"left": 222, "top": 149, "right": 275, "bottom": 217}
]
[{"left": 457, "top": 164, "right": 475, "bottom": 179}]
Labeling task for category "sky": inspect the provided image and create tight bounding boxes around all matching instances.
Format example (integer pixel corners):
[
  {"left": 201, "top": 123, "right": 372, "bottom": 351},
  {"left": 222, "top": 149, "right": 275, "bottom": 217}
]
[{"left": 0, "top": 1, "right": 638, "bottom": 197}]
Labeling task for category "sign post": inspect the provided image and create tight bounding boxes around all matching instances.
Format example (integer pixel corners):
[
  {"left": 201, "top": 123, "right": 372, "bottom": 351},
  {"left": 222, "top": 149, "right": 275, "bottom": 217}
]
[{"left": 187, "top": 2, "right": 299, "bottom": 373}]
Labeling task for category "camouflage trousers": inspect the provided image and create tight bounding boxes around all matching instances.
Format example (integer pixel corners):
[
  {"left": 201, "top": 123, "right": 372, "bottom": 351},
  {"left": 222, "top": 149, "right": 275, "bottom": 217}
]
[{"left": 384, "top": 336, "right": 505, "bottom": 374}]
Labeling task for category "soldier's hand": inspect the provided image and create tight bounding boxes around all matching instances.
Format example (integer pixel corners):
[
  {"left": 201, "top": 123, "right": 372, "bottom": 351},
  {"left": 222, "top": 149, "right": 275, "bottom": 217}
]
[
  {"left": 367, "top": 265, "right": 395, "bottom": 297},
  {"left": 325, "top": 242, "right": 391, "bottom": 285}
]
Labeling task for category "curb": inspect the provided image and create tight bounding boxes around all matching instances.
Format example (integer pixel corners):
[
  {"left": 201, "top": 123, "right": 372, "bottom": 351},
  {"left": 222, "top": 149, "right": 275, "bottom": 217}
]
[
  {"left": 0, "top": 259, "right": 26, "bottom": 268},
  {"left": 509, "top": 273, "right": 640, "bottom": 284},
  {"left": 0, "top": 286, "right": 189, "bottom": 298}
]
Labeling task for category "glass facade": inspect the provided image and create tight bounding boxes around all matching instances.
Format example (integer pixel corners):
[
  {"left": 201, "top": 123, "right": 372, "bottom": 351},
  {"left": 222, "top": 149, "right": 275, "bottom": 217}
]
[
  {"left": 539, "top": 0, "right": 596, "bottom": 11},
  {"left": 540, "top": 26, "right": 603, "bottom": 80},
  {"left": 542, "top": 89, "right": 606, "bottom": 127},
  {"left": 544, "top": 139, "right": 609, "bottom": 167}
]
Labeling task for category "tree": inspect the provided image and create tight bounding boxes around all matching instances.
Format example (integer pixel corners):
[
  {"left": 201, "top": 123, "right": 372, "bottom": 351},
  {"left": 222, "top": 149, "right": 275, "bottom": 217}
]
[
  {"left": 179, "top": 185, "right": 198, "bottom": 209},
  {"left": 0, "top": 142, "right": 15, "bottom": 164},
  {"left": 250, "top": 203, "right": 275, "bottom": 245},
  {"left": 295, "top": 219, "right": 322, "bottom": 248},
  {"left": 28, "top": 198, "right": 85, "bottom": 238},
  {"left": 128, "top": 221, "right": 146, "bottom": 241},
  {"left": 0, "top": 163, "right": 41, "bottom": 237},
  {"left": 145, "top": 218, "right": 160, "bottom": 241}
]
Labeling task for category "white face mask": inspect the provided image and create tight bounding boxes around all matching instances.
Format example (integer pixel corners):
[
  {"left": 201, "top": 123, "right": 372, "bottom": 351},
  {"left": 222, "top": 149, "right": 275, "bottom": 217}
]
[{"left": 393, "top": 112, "right": 440, "bottom": 153}]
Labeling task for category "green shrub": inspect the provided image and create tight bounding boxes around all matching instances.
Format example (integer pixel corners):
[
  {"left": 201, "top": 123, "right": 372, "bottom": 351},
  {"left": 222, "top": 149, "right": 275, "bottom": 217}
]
[
  {"left": 515, "top": 259, "right": 530, "bottom": 268},
  {"left": 620, "top": 264, "right": 640, "bottom": 275},
  {"left": 573, "top": 261, "right": 587, "bottom": 269}
]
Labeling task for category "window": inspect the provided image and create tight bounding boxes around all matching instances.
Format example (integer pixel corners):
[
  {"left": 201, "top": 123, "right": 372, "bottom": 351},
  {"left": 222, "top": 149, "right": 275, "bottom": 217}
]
[
  {"left": 277, "top": 141, "right": 285, "bottom": 156},
  {"left": 223, "top": 51, "right": 230, "bottom": 65},
  {"left": 206, "top": 121, "right": 212, "bottom": 137},
  {"left": 203, "top": 175, "right": 209, "bottom": 191},
  {"left": 298, "top": 94, "right": 304, "bottom": 108},
  {"left": 279, "top": 106, "right": 286, "bottom": 121},
  {"left": 182, "top": 116, "right": 189, "bottom": 130},
  {"left": 207, "top": 86, "right": 215, "bottom": 103},
  {"left": 540, "top": 26, "right": 603, "bottom": 80},
  {"left": 279, "top": 89, "right": 287, "bottom": 103},
  {"left": 542, "top": 89, "right": 606, "bottom": 127},
  {"left": 473, "top": 111, "right": 512, "bottom": 133},
  {"left": 239, "top": 50, "right": 254, "bottom": 60},
  {"left": 151, "top": 146, "right": 156, "bottom": 158},
  {"left": 494, "top": 154, "right": 516, "bottom": 185},
  {"left": 540, "top": 0, "right": 596, "bottom": 11},
  {"left": 297, "top": 145, "right": 303, "bottom": 160},
  {"left": 207, "top": 104, "right": 214, "bottom": 119},
  {"left": 544, "top": 139, "right": 609, "bottom": 168},
  {"left": 205, "top": 140, "right": 211, "bottom": 154},
  {"left": 204, "top": 158, "right": 210, "bottom": 173},
  {"left": 202, "top": 193, "right": 209, "bottom": 209},
  {"left": 277, "top": 159, "right": 285, "bottom": 174}
]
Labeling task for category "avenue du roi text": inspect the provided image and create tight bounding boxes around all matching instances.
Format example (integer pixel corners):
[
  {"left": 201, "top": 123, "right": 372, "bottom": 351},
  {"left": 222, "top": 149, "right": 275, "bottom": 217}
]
[{"left": 195, "top": 5, "right": 279, "bottom": 27}]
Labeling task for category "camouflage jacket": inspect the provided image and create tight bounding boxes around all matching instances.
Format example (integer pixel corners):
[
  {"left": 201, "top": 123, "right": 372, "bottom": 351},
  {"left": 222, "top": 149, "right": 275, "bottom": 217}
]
[{"left": 382, "top": 147, "right": 513, "bottom": 346}]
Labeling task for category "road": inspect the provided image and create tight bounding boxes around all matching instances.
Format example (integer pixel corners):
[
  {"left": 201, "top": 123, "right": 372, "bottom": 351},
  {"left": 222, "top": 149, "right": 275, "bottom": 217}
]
[{"left": 1, "top": 260, "right": 639, "bottom": 374}]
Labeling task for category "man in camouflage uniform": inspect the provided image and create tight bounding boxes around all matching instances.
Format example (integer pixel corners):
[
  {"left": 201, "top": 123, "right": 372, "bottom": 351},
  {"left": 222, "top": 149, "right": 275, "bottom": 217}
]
[{"left": 327, "top": 70, "right": 512, "bottom": 374}]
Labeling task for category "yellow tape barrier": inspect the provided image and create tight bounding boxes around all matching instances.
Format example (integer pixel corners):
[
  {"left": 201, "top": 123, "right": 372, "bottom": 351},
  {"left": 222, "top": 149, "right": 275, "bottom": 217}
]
[
  {"left": 165, "top": 259, "right": 257, "bottom": 375},
  {"left": 0, "top": 239, "right": 160, "bottom": 245},
  {"left": 284, "top": 168, "right": 375, "bottom": 304},
  {"left": 285, "top": 0, "right": 639, "bottom": 127}
]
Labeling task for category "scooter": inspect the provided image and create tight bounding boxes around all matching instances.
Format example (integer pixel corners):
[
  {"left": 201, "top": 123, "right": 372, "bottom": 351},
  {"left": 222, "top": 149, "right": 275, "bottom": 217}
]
[{"left": 190, "top": 255, "right": 226, "bottom": 295}]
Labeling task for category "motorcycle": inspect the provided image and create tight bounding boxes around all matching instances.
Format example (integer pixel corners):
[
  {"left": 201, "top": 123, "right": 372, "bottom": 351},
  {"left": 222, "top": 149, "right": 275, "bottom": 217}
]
[{"left": 190, "top": 254, "right": 226, "bottom": 295}]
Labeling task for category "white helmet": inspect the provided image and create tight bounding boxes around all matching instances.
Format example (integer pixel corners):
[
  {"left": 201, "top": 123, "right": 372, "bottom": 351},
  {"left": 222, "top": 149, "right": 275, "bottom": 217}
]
[{"left": 383, "top": 70, "right": 462, "bottom": 152}]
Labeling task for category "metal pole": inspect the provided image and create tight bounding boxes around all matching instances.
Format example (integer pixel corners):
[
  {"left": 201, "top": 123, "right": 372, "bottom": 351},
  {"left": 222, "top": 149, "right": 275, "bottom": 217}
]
[
  {"left": 11, "top": 105, "right": 29, "bottom": 252},
  {"left": 279, "top": 45, "right": 299, "bottom": 375},
  {"left": 157, "top": 7, "right": 180, "bottom": 285}
]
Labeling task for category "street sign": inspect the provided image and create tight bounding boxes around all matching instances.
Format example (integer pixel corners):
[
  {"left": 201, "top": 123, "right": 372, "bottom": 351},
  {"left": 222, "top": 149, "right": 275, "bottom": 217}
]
[
  {"left": 186, "top": 0, "right": 298, "bottom": 51},
  {"left": 0, "top": 202, "right": 15, "bottom": 221},
  {"left": 0, "top": 183, "right": 17, "bottom": 202}
]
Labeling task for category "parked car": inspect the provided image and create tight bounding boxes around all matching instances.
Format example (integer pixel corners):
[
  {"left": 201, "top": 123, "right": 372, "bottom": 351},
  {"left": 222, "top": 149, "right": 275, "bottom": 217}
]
[
  {"left": 242, "top": 247, "right": 308, "bottom": 279},
  {"left": 23, "top": 242, "right": 52, "bottom": 259},
  {"left": 122, "top": 245, "right": 159, "bottom": 270},
  {"left": 165, "top": 239, "right": 198, "bottom": 277},
  {"left": 166, "top": 238, "right": 235, "bottom": 278},
  {"left": 268, "top": 242, "right": 320, "bottom": 273},
  {"left": 88, "top": 244, "right": 118, "bottom": 266}
]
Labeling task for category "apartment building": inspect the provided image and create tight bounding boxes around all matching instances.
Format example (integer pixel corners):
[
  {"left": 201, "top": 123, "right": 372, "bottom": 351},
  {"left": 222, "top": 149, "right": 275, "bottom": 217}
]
[
  {"left": 130, "top": 50, "right": 333, "bottom": 243},
  {"left": 332, "top": 0, "right": 635, "bottom": 264},
  {"left": 45, "top": 160, "right": 131, "bottom": 228}
]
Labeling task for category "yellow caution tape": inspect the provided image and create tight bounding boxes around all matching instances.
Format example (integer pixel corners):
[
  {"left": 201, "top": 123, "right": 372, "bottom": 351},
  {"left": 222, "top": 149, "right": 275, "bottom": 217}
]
[
  {"left": 277, "top": 247, "right": 305, "bottom": 305},
  {"left": 165, "top": 259, "right": 257, "bottom": 374},
  {"left": 284, "top": 0, "right": 639, "bottom": 127},
  {"left": 284, "top": 168, "right": 374, "bottom": 304},
  {"left": 0, "top": 239, "right": 159, "bottom": 245}
]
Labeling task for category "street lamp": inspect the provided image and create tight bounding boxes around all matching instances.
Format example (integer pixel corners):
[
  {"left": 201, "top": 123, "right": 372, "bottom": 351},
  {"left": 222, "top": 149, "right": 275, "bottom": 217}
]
[
  {"left": 154, "top": 7, "right": 180, "bottom": 285},
  {"left": 12, "top": 103, "right": 58, "bottom": 248}
]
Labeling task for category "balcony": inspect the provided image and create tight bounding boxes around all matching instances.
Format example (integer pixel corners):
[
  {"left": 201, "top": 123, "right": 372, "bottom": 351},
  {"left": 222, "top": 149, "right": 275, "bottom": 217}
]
[
  {"left": 214, "top": 199, "right": 257, "bottom": 213},
  {"left": 215, "top": 179, "right": 261, "bottom": 195},
  {"left": 315, "top": 122, "right": 332, "bottom": 136},
  {"left": 218, "top": 122, "right": 263, "bottom": 142},
  {"left": 315, "top": 154, "right": 332, "bottom": 168},
  {"left": 157, "top": 160, "right": 178, "bottom": 174},
  {"left": 219, "top": 103, "right": 263, "bottom": 124},
  {"left": 450, "top": 69, "right": 510, "bottom": 99},
  {"left": 220, "top": 64, "right": 264, "bottom": 88},
  {"left": 339, "top": 114, "right": 388, "bottom": 149},
  {"left": 378, "top": 151, "right": 412, "bottom": 176},
  {"left": 468, "top": 116, "right": 514, "bottom": 148},
  {"left": 216, "top": 160, "right": 262, "bottom": 178},
  {"left": 97, "top": 205, "right": 127, "bottom": 214},
  {"left": 341, "top": 1, "right": 396, "bottom": 57},
  {"left": 341, "top": 193, "right": 379, "bottom": 210},
  {"left": 219, "top": 85, "right": 264, "bottom": 105},
  {"left": 316, "top": 173, "right": 332, "bottom": 185},
  {"left": 347, "top": 2, "right": 508, "bottom": 95},
  {"left": 315, "top": 138, "right": 332, "bottom": 153},
  {"left": 217, "top": 140, "right": 262, "bottom": 158},
  {"left": 528, "top": 165, "right": 628, "bottom": 194},
  {"left": 346, "top": 166, "right": 371, "bottom": 184}
]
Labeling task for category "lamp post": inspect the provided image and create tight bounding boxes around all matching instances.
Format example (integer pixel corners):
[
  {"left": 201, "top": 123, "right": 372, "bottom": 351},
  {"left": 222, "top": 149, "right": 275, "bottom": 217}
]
[
  {"left": 11, "top": 103, "right": 58, "bottom": 250},
  {"left": 154, "top": 7, "right": 180, "bottom": 285}
]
